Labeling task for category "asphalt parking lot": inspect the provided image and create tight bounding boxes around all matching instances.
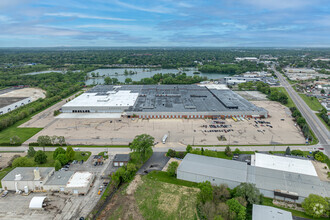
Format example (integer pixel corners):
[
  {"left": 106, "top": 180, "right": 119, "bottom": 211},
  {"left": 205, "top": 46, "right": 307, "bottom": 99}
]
[{"left": 137, "top": 152, "right": 170, "bottom": 175}]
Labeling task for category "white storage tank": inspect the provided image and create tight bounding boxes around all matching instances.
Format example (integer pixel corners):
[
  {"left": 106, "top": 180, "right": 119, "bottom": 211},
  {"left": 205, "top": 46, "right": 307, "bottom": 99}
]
[{"left": 24, "top": 186, "right": 29, "bottom": 194}]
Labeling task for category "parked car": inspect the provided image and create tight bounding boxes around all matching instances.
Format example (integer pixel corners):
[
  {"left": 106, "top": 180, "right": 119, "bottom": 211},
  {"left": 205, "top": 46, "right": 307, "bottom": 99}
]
[{"left": 1, "top": 191, "right": 8, "bottom": 197}]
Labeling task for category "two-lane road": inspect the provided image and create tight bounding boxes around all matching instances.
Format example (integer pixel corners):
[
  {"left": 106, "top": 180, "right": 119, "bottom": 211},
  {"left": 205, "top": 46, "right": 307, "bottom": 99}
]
[{"left": 274, "top": 67, "right": 330, "bottom": 155}]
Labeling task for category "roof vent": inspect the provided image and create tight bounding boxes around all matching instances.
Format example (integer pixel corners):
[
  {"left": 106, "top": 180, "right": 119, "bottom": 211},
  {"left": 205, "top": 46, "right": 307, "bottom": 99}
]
[{"left": 15, "top": 174, "right": 22, "bottom": 181}]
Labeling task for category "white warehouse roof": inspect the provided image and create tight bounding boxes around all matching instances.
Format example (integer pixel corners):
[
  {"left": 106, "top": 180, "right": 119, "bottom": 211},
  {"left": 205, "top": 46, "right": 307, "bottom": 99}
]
[
  {"left": 66, "top": 172, "right": 93, "bottom": 188},
  {"left": 253, "top": 153, "right": 317, "bottom": 177},
  {"left": 29, "top": 196, "right": 47, "bottom": 209},
  {"left": 252, "top": 205, "right": 292, "bottom": 220},
  {"left": 62, "top": 90, "right": 139, "bottom": 108}
]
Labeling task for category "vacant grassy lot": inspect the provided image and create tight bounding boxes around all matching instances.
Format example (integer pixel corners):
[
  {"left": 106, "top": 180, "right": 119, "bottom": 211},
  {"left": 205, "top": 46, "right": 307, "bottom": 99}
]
[
  {"left": 135, "top": 174, "right": 200, "bottom": 220},
  {"left": 299, "top": 94, "right": 323, "bottom": 111},
  {"left": 0, "top": 119, "right": 42, "bottom": 145}
]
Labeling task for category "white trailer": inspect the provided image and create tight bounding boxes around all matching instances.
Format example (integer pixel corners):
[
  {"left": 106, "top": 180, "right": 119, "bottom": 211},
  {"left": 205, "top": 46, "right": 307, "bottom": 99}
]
[{"left": 162, "top": 134, "right": 168, "bottom": 144}]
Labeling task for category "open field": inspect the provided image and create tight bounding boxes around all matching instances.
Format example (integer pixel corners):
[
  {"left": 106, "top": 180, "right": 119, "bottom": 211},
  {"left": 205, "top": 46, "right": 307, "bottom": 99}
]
[
  {"left": 299, "top": 94, "right": 323, "bottom": 111},
  {"left": 23, "top": 100, "right": 305, "bottom": 146},
  {"left": 98, "top": 173, "right": 199, "bottom": 220}
]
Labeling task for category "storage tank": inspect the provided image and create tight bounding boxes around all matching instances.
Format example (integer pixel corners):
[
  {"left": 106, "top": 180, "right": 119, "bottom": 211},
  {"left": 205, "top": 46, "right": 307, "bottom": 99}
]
[{"left": 24, "top": 186, "right": 29, "bottom": 194}]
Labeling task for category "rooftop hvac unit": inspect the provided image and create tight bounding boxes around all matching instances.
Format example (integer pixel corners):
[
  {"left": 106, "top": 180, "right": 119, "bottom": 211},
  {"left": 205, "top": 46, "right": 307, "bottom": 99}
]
[{"left": 15, "top": 174, "right": 22, "bottom": 181}]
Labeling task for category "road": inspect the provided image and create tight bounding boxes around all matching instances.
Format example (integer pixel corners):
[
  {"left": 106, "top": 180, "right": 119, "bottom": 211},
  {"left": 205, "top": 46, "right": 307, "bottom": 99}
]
[
  {"left": 273, "top": 67, "right": 330, "bottom": 155},
  {"left": 0, "top": 145, "right": 319, "bottom": 155}
]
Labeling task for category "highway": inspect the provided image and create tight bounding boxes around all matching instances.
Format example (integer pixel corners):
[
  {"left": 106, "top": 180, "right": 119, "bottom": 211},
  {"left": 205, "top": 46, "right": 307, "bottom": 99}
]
[{"left": 273, "top": 67, "right": 330, "bottom": 156}]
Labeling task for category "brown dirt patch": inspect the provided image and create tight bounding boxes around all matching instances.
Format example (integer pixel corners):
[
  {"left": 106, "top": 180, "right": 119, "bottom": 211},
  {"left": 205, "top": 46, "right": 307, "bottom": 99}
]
[
  {"left": 312, "top": 160, "right": 330, "bottom": 182},
  {"left": 97, "top": 189, "right": 143, "bottom": 220},
  {"left": 158, "top": 192, "right": 180, "bottom": 213},
  {"left": 126, "top": 175, "right": 143, "bottom": 195}
]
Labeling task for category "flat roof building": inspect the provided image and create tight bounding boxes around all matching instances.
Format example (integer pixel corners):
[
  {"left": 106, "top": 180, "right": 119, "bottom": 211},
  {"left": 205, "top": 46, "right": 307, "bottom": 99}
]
[
  {"left": 1, "top": 167, "right": 93, "bottom": 195},
  {"left": 177, "top": 154, "right": 330, "bottom": 203},
  {"left": 252, "top": 205, "right": 292, "bottom": 220},
  {"left": 0, "top": 97, "right": 31, "bottom": 115},
  {"left": 252, "top": 153, "right": 318, "bottom": 176},
  {"left": 62, "top": 85, "right": 268, "bottom": 119}
]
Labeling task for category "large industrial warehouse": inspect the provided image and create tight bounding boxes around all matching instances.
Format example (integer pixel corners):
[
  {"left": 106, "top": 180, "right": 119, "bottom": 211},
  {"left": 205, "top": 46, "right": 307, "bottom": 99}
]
[
  {"left": 61, "top": 84, "right": 268, "bottom": 118},
  {"left": 0, "top": 97, "right": 31, "bottom": 115},
  {"left": 177, "top": 154, "right": 330, "bottom": 203}
]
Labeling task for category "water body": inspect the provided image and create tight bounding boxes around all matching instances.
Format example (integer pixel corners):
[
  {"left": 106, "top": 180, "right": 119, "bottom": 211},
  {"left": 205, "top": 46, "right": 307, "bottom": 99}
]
[
  {"left": 23, "top": 70, "right": 81, "bottom": 75},
  {"left": 85, "top": 68, "right": 231, "bottom": 85}
]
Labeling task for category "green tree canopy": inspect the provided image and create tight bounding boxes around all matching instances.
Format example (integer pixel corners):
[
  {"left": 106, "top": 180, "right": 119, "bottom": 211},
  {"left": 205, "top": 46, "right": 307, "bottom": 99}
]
[
  {"left": 34, "top": 150, "right": 47, "bottom": 164},
  {"left": 27, "top": 146, "right": 36, "bottom": 157},
  {"left": 226, "top": 198, "right": 246, "bottom": 220},
  {"left": 65, "top": 146, "right": 75, "bottom": 161},
  {"left": 12, "top": 157, "right": 34, "bottom": 167},
  {"left": 56, "top": 154, "right": 68, "bottom": 165},
  {"left": 54, "top": 160, "right": 62, "bottom": 171},
  {"left": 302, "top": 194, "right": 329, "bottom": 218},
  {"left": 234, "top": 183, "right": 263, "bottom": 205},
  {"left": 198, "top": 181, "right": 214, "bottom": 204},
  {"left": 53, "top": 147, "right": 66, "bottom": 160},
  {"left": 129, "top": 134, "right": 154, "bottom": 161},
  {"left": 167, "top": 161, "right": 179, "bottom": 177}
]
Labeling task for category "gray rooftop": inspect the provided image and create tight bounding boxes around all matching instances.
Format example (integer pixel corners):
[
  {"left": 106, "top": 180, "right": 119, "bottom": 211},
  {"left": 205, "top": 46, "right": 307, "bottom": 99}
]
[
  {"left": 2, "top": 167, "right": 54, "bottom": 182},
  {"left": 45, "top": 170, "right": 74, "bottom": 186},
  {"left": 87, "top": 85, "right": 266, "bottom": 114},
  {"left": 177, "top": 153, "right": 248, "bottom": 183},
  {"left": 113, "top": 154, "right": 130, "bottom": 162},
  {"left": 0, "top": 97, "right": 29, "bottom": 108},
  {"left": 252, "top": 205, "right": 292, "bottom": 220},
  {"left": 178, "top": 154, "right": 330, "bottom": 198},
  {"left": 248, "top": 166, "right": 330, "bottom": 198}
]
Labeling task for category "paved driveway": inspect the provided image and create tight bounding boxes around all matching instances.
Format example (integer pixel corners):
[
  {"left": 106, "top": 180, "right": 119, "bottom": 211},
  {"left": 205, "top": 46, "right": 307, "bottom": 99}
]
[{"left": 137, "top": 152, "right": 170, "bottom": 175}]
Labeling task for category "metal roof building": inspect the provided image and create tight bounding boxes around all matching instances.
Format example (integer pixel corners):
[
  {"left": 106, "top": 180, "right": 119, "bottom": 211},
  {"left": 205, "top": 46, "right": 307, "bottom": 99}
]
[
  {"left": 0, "top": 97, "right": 31, "bottom": 115},
  {"left": 252, "top": 204, "right": 292, "bottom": 220},
  {"left": 61, "top": 85, "right": 268, "bottom": 119},
  {"left": 177, "top": 154, "right": 330, "bottom": 203}
]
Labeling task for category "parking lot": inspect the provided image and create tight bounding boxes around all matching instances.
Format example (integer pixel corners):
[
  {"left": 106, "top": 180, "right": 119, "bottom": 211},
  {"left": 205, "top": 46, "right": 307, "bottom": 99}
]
[
  {"left": 0, "top": 153, "right": 114, "bottom": 220},
  {"left": 23, "top": 100, "right": 305, "bottom": 146}
]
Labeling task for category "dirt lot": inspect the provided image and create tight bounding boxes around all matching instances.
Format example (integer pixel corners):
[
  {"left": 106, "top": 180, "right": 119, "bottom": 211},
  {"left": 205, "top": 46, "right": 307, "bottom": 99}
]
[
  {"left": 312, "top": 161, "right": 330, "bottom": 182},
  {"left": 24, "top": 100, "right": 305, "bottom": 146},
  {"left": 0, "top": 153, "right": 26, "bottom": 169},
  {"left": 0, "top": 88, "right": 45, "bottom": 101}
]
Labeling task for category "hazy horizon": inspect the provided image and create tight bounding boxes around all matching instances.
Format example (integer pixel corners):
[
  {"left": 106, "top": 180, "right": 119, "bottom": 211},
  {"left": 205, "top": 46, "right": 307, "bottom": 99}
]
[{"left": 0, "top": 0, "right": 329, "bottom": 47}]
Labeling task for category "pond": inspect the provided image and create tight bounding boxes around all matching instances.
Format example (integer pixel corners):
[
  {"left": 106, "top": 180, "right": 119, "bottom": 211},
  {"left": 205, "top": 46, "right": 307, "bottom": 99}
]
[
  {"left": 23, "top": 70, "right": 81, "bottom": 75},
  {"left": 85, "top": 68, "right": 231, "bottom": 85}
]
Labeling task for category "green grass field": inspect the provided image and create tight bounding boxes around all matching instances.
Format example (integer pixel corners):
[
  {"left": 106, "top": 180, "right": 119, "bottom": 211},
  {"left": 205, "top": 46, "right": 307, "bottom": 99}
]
[
  {"left": 0, "top": 118, "right": 42, "bottom": 145},
  {"left": 135, "top": 174, "right": 199, "bottom": 220},
  {"left": 299, "top": 94, "right": 323, "bottom": 111},
  {"left": 147, "top": 171, "right": 199, "bottom": 188}
]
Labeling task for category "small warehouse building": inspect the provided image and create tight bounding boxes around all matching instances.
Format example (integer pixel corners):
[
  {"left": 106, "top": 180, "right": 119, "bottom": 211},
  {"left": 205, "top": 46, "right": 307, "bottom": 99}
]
[
  {"left": 252, "top": 204, "right": 292, "bottom": 220},
  {"left": 1, "top": 167, "right": 54, "bottom": 192},
  {"left": 65, "top": 172, "right": 94, "bottom": 195},
  {"left": 177, "top": 154, "right": 330, "bottom": 203},
  {"left": 1, "top": 167, "right": 94, "bottom": 195},
  {"left": 113, "top": 154, "right": 130, "bottom": 167},
  {"left": 0, "top": 97, "right": 31, "bottom": 115}
]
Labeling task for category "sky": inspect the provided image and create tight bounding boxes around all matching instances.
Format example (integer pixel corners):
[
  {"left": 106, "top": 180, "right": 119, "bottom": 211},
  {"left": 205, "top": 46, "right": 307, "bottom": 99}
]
[{"left": 0, "top": 0, "right": 329, "bottom": 47}]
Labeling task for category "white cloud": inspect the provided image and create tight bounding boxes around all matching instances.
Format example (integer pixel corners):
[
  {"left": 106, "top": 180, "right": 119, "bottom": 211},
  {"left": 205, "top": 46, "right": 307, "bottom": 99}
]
[
  {"left": 44, "top": 12, "right": 135, "bottom": 21},
  {"left": 76, "top": 24, "right": 152, "bottom": 31},
  {"left": 113, "top": 0, "right": 173, "bottom": 14},
  {"left": 0, "top": 15, "right": 13, "bottom": 23},
  {"left": 239, "top": 0, "right": 317, "bottom": 10}
]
